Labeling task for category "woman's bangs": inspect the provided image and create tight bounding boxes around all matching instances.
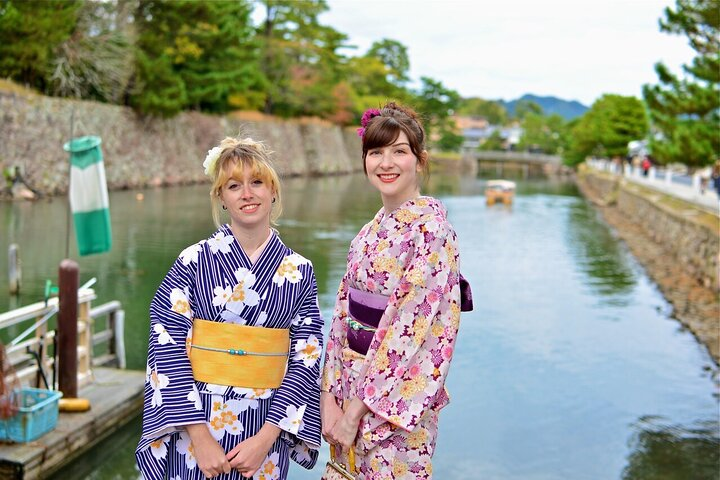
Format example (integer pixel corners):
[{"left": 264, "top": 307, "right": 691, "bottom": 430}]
[{"left": 364, "top": 118, "right": 401, "bottom": 151}]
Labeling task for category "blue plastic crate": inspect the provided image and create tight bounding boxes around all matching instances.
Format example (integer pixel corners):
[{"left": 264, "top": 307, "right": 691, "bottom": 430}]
[{"left": 0, "top": 388, "right": 63, "bottom": 443}]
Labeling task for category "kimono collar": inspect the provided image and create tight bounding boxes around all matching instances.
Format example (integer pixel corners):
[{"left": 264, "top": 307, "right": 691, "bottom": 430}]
[{"left": 376, "top": 196, "right": 446, "bottom": 224}]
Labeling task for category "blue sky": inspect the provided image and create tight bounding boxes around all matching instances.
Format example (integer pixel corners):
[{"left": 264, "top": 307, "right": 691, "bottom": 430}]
[{"left": 319, "top": 0, "right": 696, "bottom": 106}]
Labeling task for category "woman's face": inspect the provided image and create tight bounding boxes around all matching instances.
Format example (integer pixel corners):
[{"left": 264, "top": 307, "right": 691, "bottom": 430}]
[
  {"left": 219, "top": 164, "right": 274, "bottom": 231},
  {"left": 364, "top": 131, "right": 422, "bottom": 209}
]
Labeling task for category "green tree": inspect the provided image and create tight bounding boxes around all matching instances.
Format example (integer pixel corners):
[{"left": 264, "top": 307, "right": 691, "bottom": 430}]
[
  {"left": 256, "top": 0, "right": 349, "bottom": 117},
  {"left": 479, "top": 130, "right": 506, "bottom": 151},
  {"left": 519, "top": 113, "right": 568, "bottom": 154},
  {"left": 366, "top": 38, "right": 410, "bottom": 86},
  {"left": 513, "top": 99, "right": 543, "bottom": 120},
  {"left": 49, "top": 0, "right": 136, "bottom": 103},
  {"left": 642, "top": 0, "right": 719, "bottom": 167},
  {"left": 414, "top": 76, "right": 460, "bottom": 148},
  {"left": 0, "top": 0, "right": 81, "bottom": 92},
  {"left": 130, "top": 0, "right": 260, "bottom": 117},
  {"left": 564, "top": 94, "right": 648, "bottom": 166},
  {"left": 457, "top": 97, "right": 508, "bottom": 125}
]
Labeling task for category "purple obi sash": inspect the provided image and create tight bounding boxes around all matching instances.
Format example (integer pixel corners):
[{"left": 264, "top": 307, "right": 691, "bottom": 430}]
[
  {"left": 345, "top": 275, "right": 473, "bottom": 355},
  {"left": 346, "top": 287, "right": 388, "bottom": 355}
]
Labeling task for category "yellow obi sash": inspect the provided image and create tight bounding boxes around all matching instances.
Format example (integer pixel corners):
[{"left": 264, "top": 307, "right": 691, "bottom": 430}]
[{"left": 189, "top": 319, "right": 290, "bottom": 389}]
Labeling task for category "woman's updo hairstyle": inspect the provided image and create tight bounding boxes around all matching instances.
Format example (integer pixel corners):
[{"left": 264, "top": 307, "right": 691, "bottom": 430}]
[{"left": 360, "top": 102, "right": 429, "bottom": 177}]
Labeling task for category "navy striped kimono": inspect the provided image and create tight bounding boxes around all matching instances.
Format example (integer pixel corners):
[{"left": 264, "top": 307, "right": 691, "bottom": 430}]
[{"left": 136, "top": 226, "right": 322, "bottom": 480}]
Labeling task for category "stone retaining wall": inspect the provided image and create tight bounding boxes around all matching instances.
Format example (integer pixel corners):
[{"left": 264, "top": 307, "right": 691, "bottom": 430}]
[
  {"left": 580, "top": 170, "right": 718, "bottom": 291},
  {"left": 0, "top": 90, "right": 362, "bottom": 195},
  {"left": 578, "top": 168, "right": 719, "bottom": 363}
]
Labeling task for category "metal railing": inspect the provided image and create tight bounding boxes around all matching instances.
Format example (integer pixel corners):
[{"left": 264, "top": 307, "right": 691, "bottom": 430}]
[
  {"left": 1, "top": 289, "right": 126, "bottom": 390},
  {"left": 587, "top": 159, "right": 719, "bottom": 214}
]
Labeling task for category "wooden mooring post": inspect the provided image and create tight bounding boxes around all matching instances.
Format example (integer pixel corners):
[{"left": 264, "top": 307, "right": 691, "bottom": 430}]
[
  {"left": 8, "top": 244, "right": 21, "bottom": 294},
  {"left": 58, "top": 259, "right": 78, "bottom": 399}
]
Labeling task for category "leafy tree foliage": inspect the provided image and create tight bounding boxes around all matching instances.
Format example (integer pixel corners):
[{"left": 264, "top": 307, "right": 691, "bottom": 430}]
[
  {"left": 642, "top": 0, "right": 719, "bottom": 167},
  {"left": 413, "top": 77, "right": 461, "bottom": 150},
  {"left": 130, "top": 0, "right": 260, "bottom": 117},
  {"left": 564, "top": 94, "right": 649, "bottom": 166},
  {"left": 366, "top": 38, "right": 410, "bottom": 86},
  {"left": 0, "top": 0, "right": 81, "bottom": 92},
  {"left": 479, "top": 130, "right": 505, "bottom": 151},
  {"left": 513, "top": 99, "right": 543, "bottom": 120},
  {"left": 518, "top": 113, "right": 568, "bottom": 154},
  {"left": 49, "top": 0, "right": 135, "bottom": 102},
  {"left": 457, "top": 97, "right": 508, "bottom": 125},
  {"left": 256, "top": 0, "right": 349, "bottom": 118}
]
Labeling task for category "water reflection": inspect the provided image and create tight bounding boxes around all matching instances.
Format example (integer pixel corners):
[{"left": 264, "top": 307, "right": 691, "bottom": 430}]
[
  {"left": 0, "top": 173, "right": 717, "bottom": 479},
  {"left": 565, "top": 202, "right": 637, "bottom": 302},
  {"left": 623, "top": 417, "right": 720, "bottom": 480}
]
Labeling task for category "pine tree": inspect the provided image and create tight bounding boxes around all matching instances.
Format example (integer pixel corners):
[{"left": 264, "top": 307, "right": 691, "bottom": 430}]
[
  {"left": 0, "top": 0, "right": 81, "bottom": 92},
  {"left": 642, "top": 0, "right": 719, "bottom": 167},
  {"left": 130, "top": 0, "right": 260, "bottom": 117}
]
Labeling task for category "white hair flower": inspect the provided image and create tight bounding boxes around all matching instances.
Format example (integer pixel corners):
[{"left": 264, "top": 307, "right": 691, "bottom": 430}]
[{"left": 203, "top": 146, "right": 223, "bottom": 176}]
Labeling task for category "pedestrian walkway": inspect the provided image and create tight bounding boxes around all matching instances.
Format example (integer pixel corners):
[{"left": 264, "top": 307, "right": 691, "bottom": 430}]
[{"left": 588, "top": 159, "right": 719, "bottom": 215}]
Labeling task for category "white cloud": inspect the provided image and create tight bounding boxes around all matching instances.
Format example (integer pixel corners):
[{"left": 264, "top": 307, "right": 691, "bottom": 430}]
[{"left": 321, "top": 0, "right": 696, "bottom": 105}]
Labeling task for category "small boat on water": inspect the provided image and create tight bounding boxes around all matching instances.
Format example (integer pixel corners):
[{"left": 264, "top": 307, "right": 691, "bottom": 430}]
[{"left": 485, "top": 179, "right": 516, "bottom": 205}]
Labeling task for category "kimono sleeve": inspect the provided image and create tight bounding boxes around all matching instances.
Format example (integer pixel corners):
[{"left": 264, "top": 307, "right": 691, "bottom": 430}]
[
  {"left": 356, "top": 219, "right": 462, "bottom": 432},
  {"left": 139, "top": 252, "right": 205, "bottom": 443},
  {"left": 320, "top": 273, "right": 350, "bottom": 399},
  {"left": 265, "top": 263, "right": 324, "bottom": 465}
]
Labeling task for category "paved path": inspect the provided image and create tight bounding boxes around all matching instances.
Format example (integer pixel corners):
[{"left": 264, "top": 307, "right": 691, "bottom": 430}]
[
  {"left": 626, "top": 174, "right": 720, "bottom": 214},
  {"left": 588, "top": 161, "right": 719, "bottom": 216}
]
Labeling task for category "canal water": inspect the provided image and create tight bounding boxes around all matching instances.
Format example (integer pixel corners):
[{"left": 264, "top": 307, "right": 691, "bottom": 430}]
[{"left": 1, "top": 172, "right": 718, "bottom": 479}]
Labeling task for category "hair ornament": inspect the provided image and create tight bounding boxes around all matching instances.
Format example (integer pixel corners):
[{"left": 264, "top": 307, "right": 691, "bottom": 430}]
[
  {"left": 203, "top": 146, "right": 223, "bottom": 176},
  {"left": 356, "top": 108, "right": 382, "bottom": 137}
]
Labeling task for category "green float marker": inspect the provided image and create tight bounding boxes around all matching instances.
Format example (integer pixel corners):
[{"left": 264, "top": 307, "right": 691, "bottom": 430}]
[{"left": 63, "top": 136, "right": 112, "bottom": 256}]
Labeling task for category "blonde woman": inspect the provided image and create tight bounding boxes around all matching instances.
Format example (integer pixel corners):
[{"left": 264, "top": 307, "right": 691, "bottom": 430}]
[{"left": 136, "top": 137, "right": 322, "bottom": 479}]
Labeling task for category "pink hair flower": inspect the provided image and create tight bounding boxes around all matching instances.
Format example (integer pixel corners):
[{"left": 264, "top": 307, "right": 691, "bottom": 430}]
[{"left": 360, "top": 108, "right": 382, "bottom": 127}]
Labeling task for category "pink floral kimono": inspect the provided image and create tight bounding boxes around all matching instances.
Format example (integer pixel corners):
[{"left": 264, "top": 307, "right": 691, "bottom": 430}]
[{"left": 322, "top": 196, "right": 462, "bottom": 479}]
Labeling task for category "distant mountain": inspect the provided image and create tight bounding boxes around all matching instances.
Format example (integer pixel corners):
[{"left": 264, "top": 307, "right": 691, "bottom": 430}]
[{"left": 500, "top": 94, "right": 589, "bottom": 120}]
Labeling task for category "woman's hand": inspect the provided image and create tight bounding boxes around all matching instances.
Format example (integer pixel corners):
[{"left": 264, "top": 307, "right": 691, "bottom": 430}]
[
  {"left": 227, "top": 423, "right": 280, "bottom": 478},
  {"left": 326, "top": 397, "right": 369, "bottom": 453},
  {"left": 185, "top": 423, "right": 231, "bottom": 478},
  {"left": 320, "top": 392, "right": 344, "bottom": 443}
]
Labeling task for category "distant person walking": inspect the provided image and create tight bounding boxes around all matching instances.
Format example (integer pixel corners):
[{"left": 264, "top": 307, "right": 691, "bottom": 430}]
[{"left": 641, "top": 156, "right": 652, "bottom": 177}]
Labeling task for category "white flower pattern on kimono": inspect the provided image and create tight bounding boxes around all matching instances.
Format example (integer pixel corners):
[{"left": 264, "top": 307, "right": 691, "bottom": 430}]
[
  {"left": 208, "top": 231, "right": 234, "bottom": 254},
  {"left": 208, "top": 396, "right": 245, "bottom": 440},
  {"left": 169, "top": 287, "right": 193, "bottom": 319},
  {"left": 153, "top": 323, "right": 176, "bottom": 345},
  {"left": 226, "top": 268, "right": 260, "bottom": 314},
  {"left": 220, "top": 310, "right": 247, "bottom": 324},
  {"left": 291, "top": 315, "right": 313, "bottom": 327},
  {"left": 253, "top": 451, "right": 281, "bottom": 480},
  {"left": 231, "top": 387, "right": 273, "bottom": 411},
  {"left": 255, "top": 311, "right": 268, "bottom": 325},
  {"left": 278, "top": 404, "right": 306, "bottom": 435},
  {"left": 212, "top": 285, "right": 232, "bottom": 307},
  {"left": 293, "top": 334, "right": 321, "bottom": 368},
  {"left": 150, "top": 369, "right": 170, "bottom": 408},
  {"left": 272, "top": 254, "right": 308, "bottom": 286},
  {"left": 187, "top": 385, "right": 202, "bottom": 410},
  {"left": 292, "top": 443, "right": 313, "bottom": 464},
  {"left": 149, "top": 436, "right": 169, "bottom": 460},
  {"left": 203, "top": 383, "right": 230, "bottom": 395},
  {"left": 179, "top": 242, "right": 203, "bottom": 265},
  {"left": 175, "top": 431, "right": 197, "bottom": 470}
]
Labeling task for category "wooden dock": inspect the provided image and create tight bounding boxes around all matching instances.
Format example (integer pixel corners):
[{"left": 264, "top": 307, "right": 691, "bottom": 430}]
[{"left": 0, "top": 367, "right": 145, "bottom": 479}]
